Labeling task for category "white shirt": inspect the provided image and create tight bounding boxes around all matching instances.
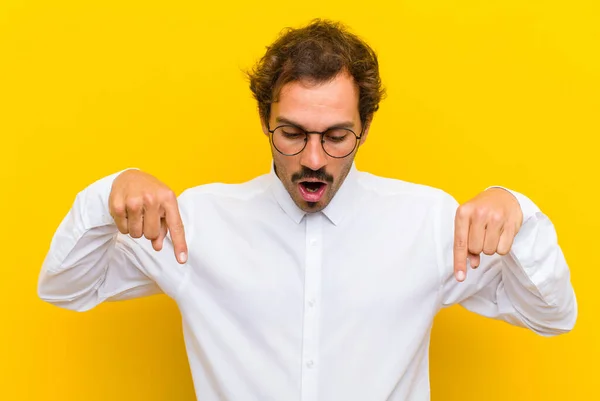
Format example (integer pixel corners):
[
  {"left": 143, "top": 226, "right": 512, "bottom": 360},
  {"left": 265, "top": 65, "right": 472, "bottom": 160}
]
[{"left": 38, "top": 162, "right": 577, "bottom": 401}]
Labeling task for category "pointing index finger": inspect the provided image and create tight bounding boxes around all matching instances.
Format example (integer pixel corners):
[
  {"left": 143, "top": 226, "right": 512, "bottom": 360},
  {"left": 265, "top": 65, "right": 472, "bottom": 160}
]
[
  {"left": 164, "top": 198, "right": 188, "bottom": 264},
  {"left": 453, "top": 207, "right": 470, "bottom": 282}
]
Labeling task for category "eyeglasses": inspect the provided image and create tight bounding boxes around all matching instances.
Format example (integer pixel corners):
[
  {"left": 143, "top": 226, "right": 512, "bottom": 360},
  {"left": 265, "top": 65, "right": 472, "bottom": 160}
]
[{"left": 268, "top": 124, "right": 363, "bottom": 159}]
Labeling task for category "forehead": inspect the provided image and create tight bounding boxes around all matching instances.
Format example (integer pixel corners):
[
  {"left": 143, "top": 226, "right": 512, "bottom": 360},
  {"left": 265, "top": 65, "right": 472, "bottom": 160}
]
[{"left": 272, "top": 72, "right": 360, "bottom": 129}]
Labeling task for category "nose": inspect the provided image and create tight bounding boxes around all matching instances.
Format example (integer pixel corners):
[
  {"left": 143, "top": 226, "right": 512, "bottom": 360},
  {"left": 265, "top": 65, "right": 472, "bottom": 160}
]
[{"left": 299, "top": 134, "right": 328, "bottom": 171}]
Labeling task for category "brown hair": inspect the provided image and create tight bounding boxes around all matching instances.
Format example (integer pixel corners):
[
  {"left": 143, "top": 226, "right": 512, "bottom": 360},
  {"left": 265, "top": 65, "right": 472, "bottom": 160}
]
[{"left": 247, "top": 19, "right": 386, "bottom": 127}]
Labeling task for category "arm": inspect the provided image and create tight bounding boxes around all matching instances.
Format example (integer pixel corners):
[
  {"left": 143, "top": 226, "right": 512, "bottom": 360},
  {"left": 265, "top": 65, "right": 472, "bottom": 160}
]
[
  {"left": 436, "top": 189, "right": 577, "bottom": 336},
  {"left": 38, "top": 170, "right": 191, "bottom": 312}
]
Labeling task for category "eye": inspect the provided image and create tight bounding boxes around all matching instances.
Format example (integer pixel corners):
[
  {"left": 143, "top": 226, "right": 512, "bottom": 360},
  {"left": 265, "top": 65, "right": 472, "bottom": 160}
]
[
  {"left": 283, "top": 132, "right": 304, "bottom": 139},
  {"left": 324, "top": 129, "right": 350, "bottom": 142},
  {"left": 279, "top": 126, "right": 305, "bottom": 139}
]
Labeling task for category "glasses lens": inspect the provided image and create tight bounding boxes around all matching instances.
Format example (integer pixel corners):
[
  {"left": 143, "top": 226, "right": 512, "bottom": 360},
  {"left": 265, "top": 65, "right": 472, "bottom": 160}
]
[
  {"left": 272, "top": 126, "right": 307, "bottom": 155},
  {"left": 322, "top": 128, "right": 357, "bottom": 158}
]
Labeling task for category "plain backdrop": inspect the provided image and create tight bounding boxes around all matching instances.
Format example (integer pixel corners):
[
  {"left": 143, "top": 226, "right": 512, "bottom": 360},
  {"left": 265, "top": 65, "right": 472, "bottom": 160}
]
[{"left": 1, "top": 0, "right": 598, "bottom": 400}]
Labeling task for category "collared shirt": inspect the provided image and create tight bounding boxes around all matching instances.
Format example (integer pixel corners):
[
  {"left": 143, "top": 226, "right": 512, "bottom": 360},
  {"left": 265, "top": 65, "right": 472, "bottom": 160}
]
[{"left": 38, "top": 162, "right": 577, "bottom": 401}]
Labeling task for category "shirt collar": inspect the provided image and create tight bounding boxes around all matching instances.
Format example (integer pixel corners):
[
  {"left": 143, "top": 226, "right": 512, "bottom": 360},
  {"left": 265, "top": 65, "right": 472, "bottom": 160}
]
[{"left": 268, "top": 161, "right": 359, "bottom": 226}]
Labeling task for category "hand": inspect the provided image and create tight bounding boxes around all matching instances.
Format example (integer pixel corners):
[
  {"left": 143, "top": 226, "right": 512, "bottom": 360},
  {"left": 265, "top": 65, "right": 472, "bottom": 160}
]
[
  {"left": 453, "top": 188, "right": 523, "bottom": 282},
  {"left": 109, "top": 169, "right": 188, "bottom": 264}
]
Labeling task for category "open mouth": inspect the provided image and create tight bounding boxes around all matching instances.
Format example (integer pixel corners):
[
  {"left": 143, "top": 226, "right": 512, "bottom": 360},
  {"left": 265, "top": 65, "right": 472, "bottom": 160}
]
[{"left": 298, "top": 181, "right": 327, "bottom": 202}]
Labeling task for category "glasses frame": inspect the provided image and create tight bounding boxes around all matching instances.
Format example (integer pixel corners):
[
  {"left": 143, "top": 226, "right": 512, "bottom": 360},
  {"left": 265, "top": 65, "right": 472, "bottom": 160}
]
[{"left": 267, "top": 123, "right": 364, "bottom": 159}]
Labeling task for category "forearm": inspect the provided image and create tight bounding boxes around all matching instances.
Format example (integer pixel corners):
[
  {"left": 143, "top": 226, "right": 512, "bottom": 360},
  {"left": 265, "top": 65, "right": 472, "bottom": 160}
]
[
  {"left": 495, "top": 214, "right": 577, "bottom": 335},
  {"left": 37, "top": 170, "right": 158, "bottom": 311},
  {"left": 38, "top": 219, "right": 118, "bottom": 311},
  {"left": 38, "top": 170, "right": 122, "bottom": 310}
]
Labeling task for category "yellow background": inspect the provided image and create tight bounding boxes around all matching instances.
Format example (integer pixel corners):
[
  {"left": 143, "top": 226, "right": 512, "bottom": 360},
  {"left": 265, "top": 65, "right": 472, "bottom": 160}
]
[{"left": 1, "top": 0, "right": 598, "bottom": 400}]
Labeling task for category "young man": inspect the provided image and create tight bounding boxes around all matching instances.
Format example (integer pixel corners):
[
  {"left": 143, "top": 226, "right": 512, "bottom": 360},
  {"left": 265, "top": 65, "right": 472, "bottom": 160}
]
[{"left": 38, "top": 19, "right": 577, "bottom": 401}]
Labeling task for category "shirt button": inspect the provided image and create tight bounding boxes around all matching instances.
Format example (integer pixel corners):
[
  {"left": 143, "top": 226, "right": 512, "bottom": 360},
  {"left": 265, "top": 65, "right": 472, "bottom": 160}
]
[
  {"left": 306, "top": 360, "right": 315, "bottom": 368},
  {"left": 310, "top": 238, "right": 317, "bottom": 246},
  {"left": 308, "top": 299, "right": 315, "bottom": 307}
]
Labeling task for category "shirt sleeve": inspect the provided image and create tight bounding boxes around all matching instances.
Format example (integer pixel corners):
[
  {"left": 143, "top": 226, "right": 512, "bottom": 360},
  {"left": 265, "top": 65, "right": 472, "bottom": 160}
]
[
  {"left": 37, "top": 170, "right": 192, "bottom": 312},
  {"left": 436, "top": 188, "right": 577, "bottom": 336}
]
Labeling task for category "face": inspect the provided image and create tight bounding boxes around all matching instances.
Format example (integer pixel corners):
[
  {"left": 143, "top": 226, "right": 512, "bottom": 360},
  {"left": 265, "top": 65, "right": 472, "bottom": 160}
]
[{"left": 262, "top": 71, "right": 370, "bottom": 213}]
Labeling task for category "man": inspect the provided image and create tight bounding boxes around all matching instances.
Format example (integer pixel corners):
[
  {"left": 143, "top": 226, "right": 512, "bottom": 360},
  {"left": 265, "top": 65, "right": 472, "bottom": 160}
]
[{"left": 38, "top": 19, "right": 577, "bottom": 401}]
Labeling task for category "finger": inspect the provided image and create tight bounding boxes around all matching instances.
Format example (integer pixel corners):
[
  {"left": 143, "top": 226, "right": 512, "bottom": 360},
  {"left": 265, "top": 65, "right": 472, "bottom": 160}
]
[
  {"left": 151, "top": 218, "right": 168, "bottom": 252},
  {"left": 453, "top": 205, "right": 471, "bottom": 282},
  {"left": 496, "top": 223, "right": 516, "bottom": 255},
  {"left": 163, "top": 196, "right": 188, "bottom": 264},
  {"left": 468, "top": 207, "right": 486, "bottom": 256},
  {"left": 110, "top": 196, "right": 129, "bottom": 234},
  {"left": 468, "top": 252, "right": 480, "bottom": 269},
  {"left": 142, "top": 195, "right": 161, "bottom": 242},
  {"left": 483, "top": 213, "right": 504, "bottom": 255},
  {"left": 126, "top": 197, "right": 144, "bottom": 238}
]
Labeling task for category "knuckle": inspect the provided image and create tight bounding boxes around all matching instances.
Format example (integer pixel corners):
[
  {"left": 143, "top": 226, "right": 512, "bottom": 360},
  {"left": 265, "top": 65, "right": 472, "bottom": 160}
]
[
  {"left": 130, "top": 231, "right": 142, "bottom": 239},
  {"left": 143, "top": 192, "right": 156, "bottom": 206},
  {"left": 454, "top": 239, "right": 467, "bottom": 249},
  {"left": 497, "top": 240, "right": 513, "bottom": 255},
  {"left": 496, "top": 247, "right": 509, "bottom": 255},
  {"left": 482, "top": 247, "right": 496, "bottom": 255},
  {"left": 456, "top": 204, "right": 471, "bottom": 219},
  {"left": 475, "top": 206, "right": 488, "bottom": 220},
  {"left": 468, "top": 241, "right": 482, "bottom": 254},
  {"left": 127, "top": 198, "right": 143, "bottom": 213},
  {"left": 489, "top": 212, "right": 504, "bottom": 225},
  {"left": 469, "top": 246, "right": 482, "bottom": 255},
  {"left": 111, "top": 203, "right": 127, "bottom": 217},
  {"left": 160, "top": 189, "right": 177, "bottom": 203}
]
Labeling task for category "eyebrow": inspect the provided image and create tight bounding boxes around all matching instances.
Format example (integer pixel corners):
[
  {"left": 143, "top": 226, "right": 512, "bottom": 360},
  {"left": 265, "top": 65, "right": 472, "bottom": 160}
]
[{"left": 275, "top": 116, "right": 356, "bottom": 131}]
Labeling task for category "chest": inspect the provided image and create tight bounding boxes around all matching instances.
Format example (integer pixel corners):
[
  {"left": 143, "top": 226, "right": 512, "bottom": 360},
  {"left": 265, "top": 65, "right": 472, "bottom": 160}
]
[{"left": 179, "top": 209, "right": 442, "bottom": 328}]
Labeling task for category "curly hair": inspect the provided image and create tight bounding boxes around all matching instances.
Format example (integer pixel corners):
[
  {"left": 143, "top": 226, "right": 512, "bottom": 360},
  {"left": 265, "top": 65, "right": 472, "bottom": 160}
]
[{"left": 247, "top": 19, "right": 386, "bottom": 127}]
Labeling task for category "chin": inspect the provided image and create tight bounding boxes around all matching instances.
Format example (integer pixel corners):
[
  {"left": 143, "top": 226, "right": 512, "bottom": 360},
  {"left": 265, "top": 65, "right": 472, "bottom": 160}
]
[
  {"left": 297, "top": 199, "right": 328, "bottom": 213},
  {"left": 304, "top": 201, "right": 320, "bottom": 210}
]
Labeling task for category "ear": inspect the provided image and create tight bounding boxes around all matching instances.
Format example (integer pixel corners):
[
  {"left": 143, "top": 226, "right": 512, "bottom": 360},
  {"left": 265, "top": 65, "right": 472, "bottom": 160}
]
[{"left": 359, "top": 117, "right": 373, "bottom": 145}]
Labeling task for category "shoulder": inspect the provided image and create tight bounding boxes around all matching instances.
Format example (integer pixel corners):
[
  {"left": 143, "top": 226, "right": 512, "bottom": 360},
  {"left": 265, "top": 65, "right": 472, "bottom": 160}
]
[
  {"left": 355, "top": 170, "right": 458, "bottom": 208},
  {"left": 172, "top": 174, "right": 272, "bottom": 239},
  {"left": 177, "top": 173, "right": 272, "bottom": 205}
]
